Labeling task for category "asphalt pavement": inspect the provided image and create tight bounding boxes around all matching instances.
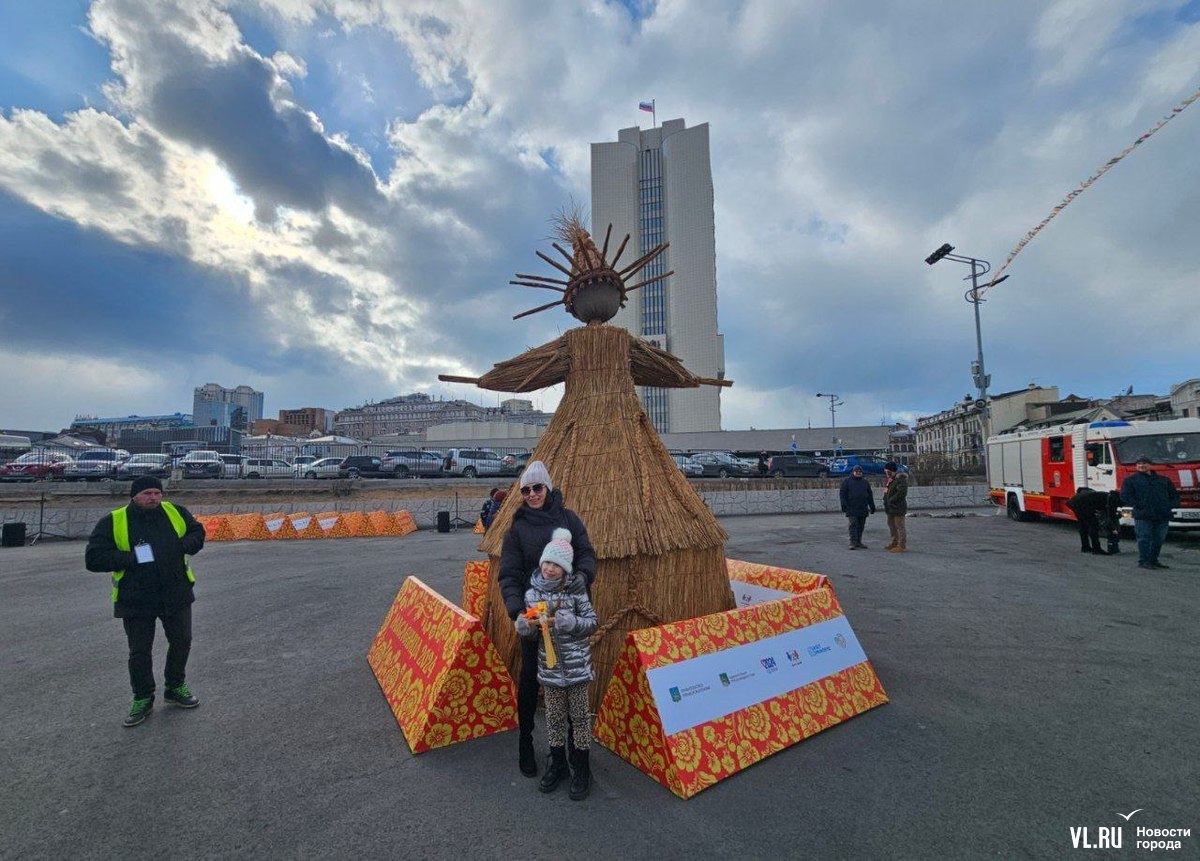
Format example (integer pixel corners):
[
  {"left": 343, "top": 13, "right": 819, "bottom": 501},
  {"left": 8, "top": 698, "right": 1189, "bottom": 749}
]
[{"left": 1, "top": 508, "right": 1197, "bottom": 860}]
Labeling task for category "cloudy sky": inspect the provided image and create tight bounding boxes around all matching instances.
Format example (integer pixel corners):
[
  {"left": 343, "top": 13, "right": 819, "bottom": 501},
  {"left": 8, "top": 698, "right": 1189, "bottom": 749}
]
[{"left": 1, "top": 0, "right": 1197, "bottom": 433}]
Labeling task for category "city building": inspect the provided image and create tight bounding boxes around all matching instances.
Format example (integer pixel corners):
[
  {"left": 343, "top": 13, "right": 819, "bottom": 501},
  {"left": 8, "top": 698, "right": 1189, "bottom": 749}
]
[
  {"left": 117, "top": 424, "right": 243, "bottom": 454},
  {"left": 193, "top": 383, "right": 264, "bottom": 429},
  {"left": 333, "top": 393, "right": 497, "bottom": 439},
  {"left": 1170, "top": 378, "right": 1200, "bottom": 418},
  {"left": 591, "top": 118, "right": 725, "bottom": 433},
  {"left": 916, "top": 385, "right": 1060, "bottom": 468},
  {"left": 278, "top": 407, "right": 335, "bottom": 434},
  {"left": 69, "top": 412, "right": 193, "bottom": 445}
]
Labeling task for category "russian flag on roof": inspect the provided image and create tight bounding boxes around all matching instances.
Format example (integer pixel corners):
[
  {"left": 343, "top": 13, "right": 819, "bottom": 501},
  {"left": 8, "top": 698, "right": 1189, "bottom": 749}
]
[{"left": 638, "top": 101, "right": 654, "bottom": 113}]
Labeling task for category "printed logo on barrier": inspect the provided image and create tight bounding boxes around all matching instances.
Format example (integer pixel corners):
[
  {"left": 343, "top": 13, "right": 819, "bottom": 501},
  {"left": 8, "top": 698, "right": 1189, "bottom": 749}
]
[
  {"left": 1067, "top": 809, "right": 1193, "bottom": 853},
  {"left": 785, "top": 649, "right": 802, "bottom": 665},
  {"left": 807, "top": 643, "right": 831, "bottom": 657},
  {"left": 835, "top": 634, "right": 847, "bottom": 649},
  {"left": 760, "top": 657, "right": 778, "bottom": 674},
  {"left": 670, "top": 686, "right": 682, "bottom": 703},
  {"left": 719, "top": 673, "right": 730, "bottom": 687}
]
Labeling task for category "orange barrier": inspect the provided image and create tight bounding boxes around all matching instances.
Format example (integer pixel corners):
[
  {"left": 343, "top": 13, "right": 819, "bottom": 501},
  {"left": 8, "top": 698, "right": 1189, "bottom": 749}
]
[
  {"left": 368, "top": 509, "right": 405, "bottom": 537},
  {"left": 197, "top": 515, "right": 235, "bottom": 542},
  {"left": 473, "top": 518, "right": 484, "bottom": 534},
  {"left": 393, "top": 510, "right": 417, "bottom": 537},
  {"left": 461, "top": 560, "right": 490, "bottom": 619},
  {"left": 314, "top": 511, "right": 352, "bottom": 538},
  {"left": 595, "top": 570, "right": 887, "bottom": 799},
  {"left": 340, "top": 510, "right": 378, "bottom": 537},
  {"left": 368, "top": 576, "right": 518, "bottom": 753},
  {"left": 229, "top": 513, "right": 271, "bottom": 541},
  {"left": 289, "top": 512, "right": 325, "bottom": 539},
  {"left": 263, "top": 512, "right": 299, "bottom": 539}
]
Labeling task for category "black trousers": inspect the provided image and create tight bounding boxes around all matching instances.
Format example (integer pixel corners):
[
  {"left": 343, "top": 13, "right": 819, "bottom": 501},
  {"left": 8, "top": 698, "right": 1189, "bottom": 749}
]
[
  {"left": 517, "top": 635, "right": 539, "bottom": 737},
  {"left": 847, "top": 515, "right": 867, "bottom": 545},
  {"left": 1075, "top": 511, "right": 1101, "bottom": 551},
  {"left": 122, "top": 604, "right": 192, "bottom": 699}
]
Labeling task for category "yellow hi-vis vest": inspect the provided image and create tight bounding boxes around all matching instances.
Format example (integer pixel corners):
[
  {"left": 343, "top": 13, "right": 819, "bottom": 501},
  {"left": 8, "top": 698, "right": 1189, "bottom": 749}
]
[{"left": 110, "top": 500, "right": 195, "bottom": 603}]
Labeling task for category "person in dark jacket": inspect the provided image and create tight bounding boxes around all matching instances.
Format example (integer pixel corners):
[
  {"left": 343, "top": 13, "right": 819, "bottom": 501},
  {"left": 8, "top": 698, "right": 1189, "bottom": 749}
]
[
  {"left": 1120, "top": 456, "right": 1180, "bottom": 569},
  {"left": 85, "top": 475, "right": 206, "bottom": 727},
  {"left": 839, "top": 465, "right": 876, "bottom": 549},
  {"left": 1102, "top": 490, "right": 1123, "bottom": 554},
  {"left": 499, "top": 460, "right": 596, "bottom": 778},
  {"left": 1067, "top": 487, "right": 1109, "bottom": 554},
  {"left": 482, "top": 488, "right": 507, "bottom": 530},
  {"left": 882, "top": 462, "right": 909, "bottom": 552},
  {"left": 757, "top": 452, "right": 769, "bottom": 478}
]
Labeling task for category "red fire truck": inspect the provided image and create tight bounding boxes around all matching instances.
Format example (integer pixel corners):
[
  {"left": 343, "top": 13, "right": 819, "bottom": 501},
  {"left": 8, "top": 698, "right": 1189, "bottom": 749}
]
[{"left": 986, "top": 418, "right": 1200, "bottom": 529}]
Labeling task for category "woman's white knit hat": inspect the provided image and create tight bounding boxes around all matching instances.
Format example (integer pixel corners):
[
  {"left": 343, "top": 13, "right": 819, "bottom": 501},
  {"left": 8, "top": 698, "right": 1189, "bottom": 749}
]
[{"left": 519, "top": 460, "right": 553, "bottom": 492}]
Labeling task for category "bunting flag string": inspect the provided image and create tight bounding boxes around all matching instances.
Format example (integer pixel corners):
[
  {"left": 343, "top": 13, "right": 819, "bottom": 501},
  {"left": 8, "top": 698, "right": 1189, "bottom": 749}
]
[{"left": 985, "top": 85, "right": 1200, "bottom": 291}]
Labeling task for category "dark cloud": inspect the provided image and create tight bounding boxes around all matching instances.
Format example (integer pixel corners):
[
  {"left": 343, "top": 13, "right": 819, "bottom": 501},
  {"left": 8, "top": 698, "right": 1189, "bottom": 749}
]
[{"left": 146, "top": 48, "right": 385, "bottom": 221}]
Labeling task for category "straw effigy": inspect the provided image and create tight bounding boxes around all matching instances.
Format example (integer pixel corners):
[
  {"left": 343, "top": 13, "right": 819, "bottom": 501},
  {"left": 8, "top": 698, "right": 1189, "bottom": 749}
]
[{"left": 443, "top": 214, "right": 735, "bottom": 707}]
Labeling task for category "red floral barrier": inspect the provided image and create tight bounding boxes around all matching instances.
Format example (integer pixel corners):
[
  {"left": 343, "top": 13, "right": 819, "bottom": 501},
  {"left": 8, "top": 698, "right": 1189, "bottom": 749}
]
[{"left": 368, "top": 577, "right": 517, "bottom": 753}]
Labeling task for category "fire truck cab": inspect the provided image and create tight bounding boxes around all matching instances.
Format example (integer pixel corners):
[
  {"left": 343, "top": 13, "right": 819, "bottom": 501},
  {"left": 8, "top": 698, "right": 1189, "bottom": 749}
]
[{"left": 986, "top": 418, "right": 1200, "bottom": 529}]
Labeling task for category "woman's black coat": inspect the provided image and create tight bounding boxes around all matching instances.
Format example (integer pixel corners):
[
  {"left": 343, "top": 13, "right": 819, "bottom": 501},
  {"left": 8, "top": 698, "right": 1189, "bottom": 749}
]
[{"left": 498, "top": 489, "right": 596, "bottom": 619}]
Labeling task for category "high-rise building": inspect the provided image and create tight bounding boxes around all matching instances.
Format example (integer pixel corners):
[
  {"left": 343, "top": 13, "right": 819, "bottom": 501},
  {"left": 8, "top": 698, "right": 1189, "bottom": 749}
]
[
  {"left": 192, "top": 383, "right": 264, "bottom": 429},
  {"left": 591, "top": 118, "right": 725, "bottom": 432}
]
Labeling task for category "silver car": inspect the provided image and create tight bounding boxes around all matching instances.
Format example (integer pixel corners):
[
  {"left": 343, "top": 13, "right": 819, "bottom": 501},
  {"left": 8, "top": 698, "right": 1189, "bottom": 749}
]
[
  {"left": 63, "top": 449, "right": 130, "bottom": 481},
  {"left": 671, "top": 453, "right": 703, "bottom": 477},
  {"left": 117, "top": 454, "right": 172, "bottom": 479},
  {"left": 442, "top": 448, "right": 504, "bottom": 478},
  {"left": 300, "top": 457, "right": 344, "bottom": 479}
]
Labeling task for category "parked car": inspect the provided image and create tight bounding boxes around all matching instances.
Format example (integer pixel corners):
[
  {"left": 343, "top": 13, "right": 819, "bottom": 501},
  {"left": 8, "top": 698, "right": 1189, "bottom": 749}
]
[
  {"left": 301, "top": 457, "right": 344, "bottom": 479},
  {"left": 765, "top": 454, "right": 831, "bottom": 479},
  {"left": 242, "top": 458, "right": 294, "bottom": 479},
  {"left": 338, "top": 455, "right": 387, "bottom": 479},
  {"left": 219, "top": 454, "right": 248, "bottom": 479},
  {"left": 63, "top": 449, "right": 130, "bottom": 481},
  {"left": 671, "top": 453, "right": 703, "bottom": 477},
  {"left": 443, "top": 448, "right": 504, "bottom": 478},
  {"left": 690, "top": 452, "right": 754, "bottom": 478},
  {"left": 291, "top": 455, "right": 318, "bottom": 469},
  {"left": 179, "top": 450, "right": 224, "bottom": 479},
  {"left": 0, "top": 451, "right": 74, "bottom": 482},
  {"left": 380, "top": 450, "right": 444, "bottom": 478},
  {"left": 117, "top": 453, "right": 173, "bottom": 479},
  {"left": 828, "top": 455, "right": 907, "bottom": 476},
  {"left": 500, "top": 452, "right": 533, "bottom": 477}
]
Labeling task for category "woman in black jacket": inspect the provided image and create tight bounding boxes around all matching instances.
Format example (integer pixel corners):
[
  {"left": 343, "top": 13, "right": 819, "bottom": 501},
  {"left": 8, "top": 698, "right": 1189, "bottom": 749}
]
[{"left": 499, "top": 460, "right": 596, "bottom": 778}]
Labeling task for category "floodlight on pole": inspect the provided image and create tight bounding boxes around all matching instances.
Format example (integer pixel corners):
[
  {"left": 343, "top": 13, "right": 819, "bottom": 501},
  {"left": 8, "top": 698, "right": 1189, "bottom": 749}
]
[
  {"left": 816, "top": 392, "right": 844, "bottom": 429},
  {"left": 925, "top": 243, "right": 1009, "bottom": 463}
]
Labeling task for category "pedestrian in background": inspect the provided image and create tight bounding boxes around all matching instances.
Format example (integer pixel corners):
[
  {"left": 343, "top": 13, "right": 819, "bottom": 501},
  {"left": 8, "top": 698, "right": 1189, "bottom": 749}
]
[
  {"left": 85, "top": 475, "right": 206, "bottom": 727},
  {"left": 757, "top": 451, "right": 769, "bottom": 478},
  {"left": 882, "top": 462, "right": 908, "bottom": 552},
  {"left": 482, "top": 489, "right": 507, "bottom": 530},
  {"left": 1120, "top": 456, "right": 1179, "bottom": 570},
  {"left": 1066, "top": 487, "right": 1108, "bottom": 555},
  {"left": 839, "top": 465, "right": 876, "bottom": 549}
]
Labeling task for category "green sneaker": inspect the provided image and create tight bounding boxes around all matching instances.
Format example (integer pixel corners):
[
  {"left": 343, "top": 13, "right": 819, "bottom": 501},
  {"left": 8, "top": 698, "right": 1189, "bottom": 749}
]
[
  {"left": 123, "top": 696, "right": 154, "bottom": 728},
  {"left": 163, "top": 683, "right": 199, "bottom": 708}
]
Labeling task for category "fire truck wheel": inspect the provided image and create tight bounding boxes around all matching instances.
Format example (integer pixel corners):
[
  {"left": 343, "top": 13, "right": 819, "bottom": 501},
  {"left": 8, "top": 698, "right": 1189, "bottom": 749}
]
[{"left": 1007, "top": 495, "right": 1037, "bottom": 522}]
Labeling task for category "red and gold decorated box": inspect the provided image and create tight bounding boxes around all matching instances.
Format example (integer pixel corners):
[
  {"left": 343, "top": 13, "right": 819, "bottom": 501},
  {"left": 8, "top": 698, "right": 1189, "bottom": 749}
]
[
  {"left": 461, "top": 560, "right": 490, "bottom": 620},
  {"left": 368, "top": 577, "right": 517, "bottom": 753},
  {"left": 595, "top": 570, "right": 887, "bottom": 799}
]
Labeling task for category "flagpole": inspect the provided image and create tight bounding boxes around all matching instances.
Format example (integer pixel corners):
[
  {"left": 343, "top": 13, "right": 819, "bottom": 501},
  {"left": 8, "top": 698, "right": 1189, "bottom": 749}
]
[{"left": 652, "top": 99, "right": 657, "bottom": 128}]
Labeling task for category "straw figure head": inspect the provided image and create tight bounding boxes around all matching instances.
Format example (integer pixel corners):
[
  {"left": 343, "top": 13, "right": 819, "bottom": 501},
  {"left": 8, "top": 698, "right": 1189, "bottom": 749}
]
[{"left": 510, "top": 212, "right": 672, "bottom": 325}]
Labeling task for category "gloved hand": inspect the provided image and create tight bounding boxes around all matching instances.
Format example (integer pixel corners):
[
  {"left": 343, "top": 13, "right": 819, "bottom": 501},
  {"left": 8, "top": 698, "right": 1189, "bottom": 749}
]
[
  {"left": 514, "top": 615, "right": 533, "bottom": 637},
  {"left": 554, "top": 609, "right": 576, "bottom": 633}
]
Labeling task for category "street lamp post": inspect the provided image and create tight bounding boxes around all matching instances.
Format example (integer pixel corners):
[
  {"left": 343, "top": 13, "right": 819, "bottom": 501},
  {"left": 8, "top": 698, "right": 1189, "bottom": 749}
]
[
  {"left": 924, "top": 243, "right": 1009, "bottom": 465},
  {"left": 816, "top": 392, "right": 843, "bottom": 428}
]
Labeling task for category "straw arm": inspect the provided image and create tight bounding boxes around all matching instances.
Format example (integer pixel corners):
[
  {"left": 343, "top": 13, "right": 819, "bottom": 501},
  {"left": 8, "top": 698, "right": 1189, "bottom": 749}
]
[
  {"left": 437, "top": 374, "right": 481, "bottom": 385},
  {"left": 512, "top": 298, "right": 566, "bottom": 320},
  {"left": 608, "top": 233, "right": 631, "bottom": 269},
  {"left": 509, "top": 280, "right": 567, "bottom": 292},
  {"left": 514, "top": 273, "right": 569, "bottom": 285},
  {"left": 623, "top": 270, "right": 673, "bottom": 293},
  {"left": 535, "top": 250, "right": 574, "bottom": 277},
  {"left": 600, "top": 223, "right": 613, "bottom": 259},
  {"left": 618, "top": 243, "right": 667, "bottom": 278}
]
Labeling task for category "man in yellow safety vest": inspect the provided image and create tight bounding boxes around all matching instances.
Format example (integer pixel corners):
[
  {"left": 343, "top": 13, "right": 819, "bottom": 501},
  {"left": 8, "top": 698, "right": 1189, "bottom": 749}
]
[{"left": 86, "top": 475, "right": 206, "bottom": 727}]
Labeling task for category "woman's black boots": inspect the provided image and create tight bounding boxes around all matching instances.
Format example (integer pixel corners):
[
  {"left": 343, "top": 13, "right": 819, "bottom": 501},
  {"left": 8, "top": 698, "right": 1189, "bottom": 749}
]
[
  {"left": 568, "top": 749, "right": 591, "bottom": 801},
  {"left": 519, "top": 733, "right": 537, "bottom": 777},
  {"left": 538, "top": 746, "right": 569, "bottom": 793}
]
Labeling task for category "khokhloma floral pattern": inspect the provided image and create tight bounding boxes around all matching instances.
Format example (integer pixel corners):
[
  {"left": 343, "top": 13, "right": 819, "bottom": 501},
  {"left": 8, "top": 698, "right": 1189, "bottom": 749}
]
[
  {"left": 368, "top": 576, "right": 517, "bottom": 753},
  {"left": 595, "top": 573, "right": 887, "bottom": 799}
]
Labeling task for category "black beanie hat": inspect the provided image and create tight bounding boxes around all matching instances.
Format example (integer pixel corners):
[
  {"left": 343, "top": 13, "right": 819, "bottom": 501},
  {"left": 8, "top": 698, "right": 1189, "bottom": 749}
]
[{"left": 129, "top": 475, "right": 164, "bottom": 497}]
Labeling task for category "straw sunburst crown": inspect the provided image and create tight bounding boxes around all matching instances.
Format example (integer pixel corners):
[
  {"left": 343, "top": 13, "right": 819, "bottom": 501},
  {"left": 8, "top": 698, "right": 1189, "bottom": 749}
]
[{"left": 509, "top": 213, "right": 672, "bottom": 324}]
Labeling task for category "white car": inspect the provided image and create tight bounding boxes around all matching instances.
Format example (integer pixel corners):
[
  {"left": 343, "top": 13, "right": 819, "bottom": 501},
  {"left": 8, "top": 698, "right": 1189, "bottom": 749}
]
[
  {"left": 243, "top": 458, "right": 294, "bottom": 479},
  {"left": 300, "top": 457, "right": 344, "bottom": 479}
]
